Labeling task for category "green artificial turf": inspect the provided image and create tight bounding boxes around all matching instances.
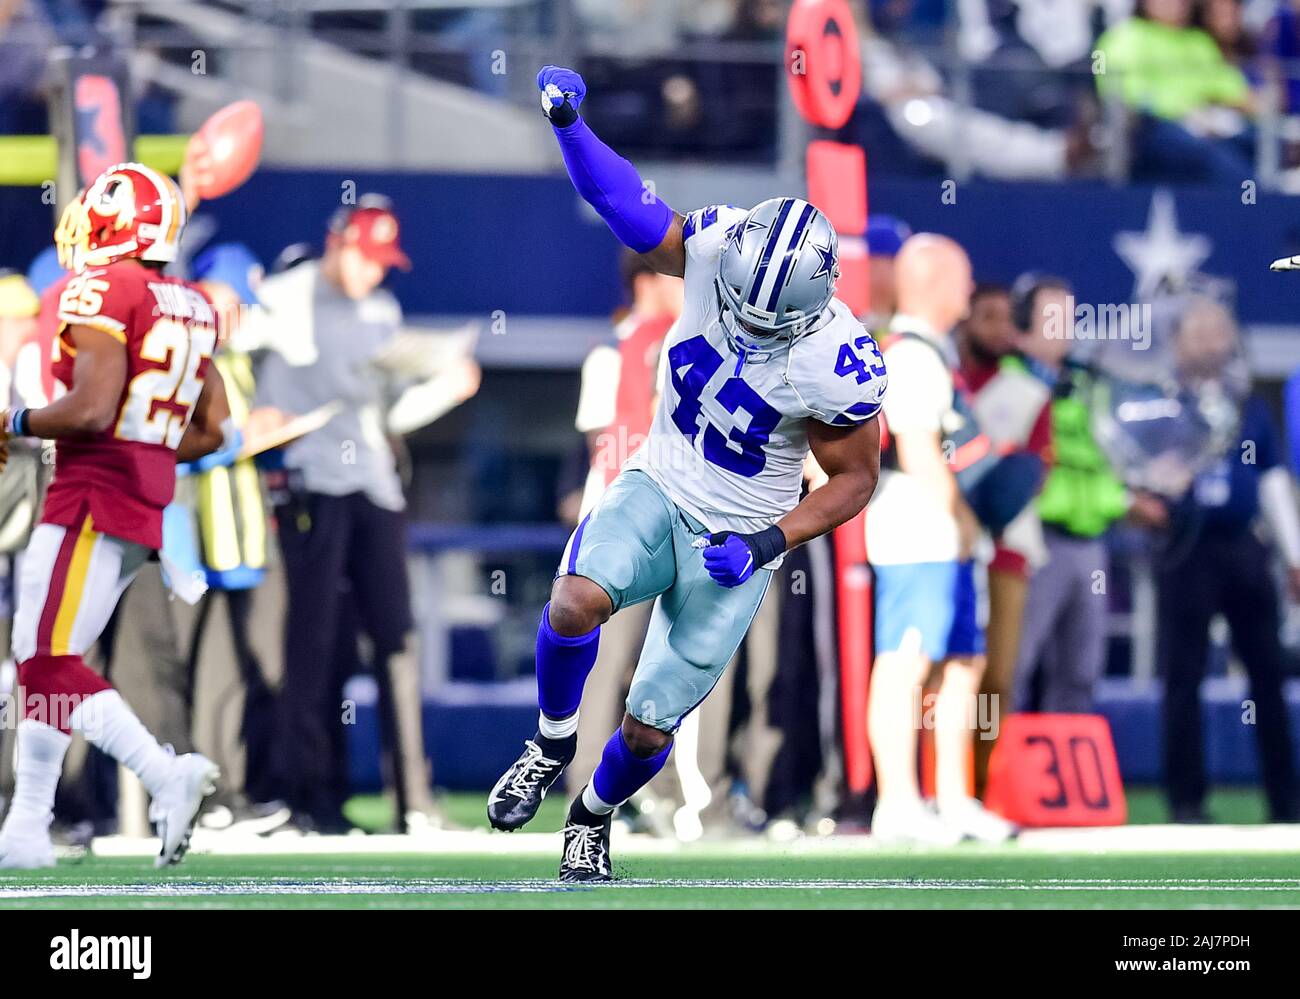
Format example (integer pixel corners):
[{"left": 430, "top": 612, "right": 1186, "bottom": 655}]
[
  {"left": 0, "top": 850, "right": 1295, "bottom": 910},
  {"left": 342, "top": 785, "right": 1274, "bottom": 834},
  {"left": 1, "top": 787, "right": 1291, "bottom": 910}
]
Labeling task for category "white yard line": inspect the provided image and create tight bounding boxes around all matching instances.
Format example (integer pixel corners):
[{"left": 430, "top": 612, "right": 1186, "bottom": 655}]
[
  {"left": 74, "top": 822, "right": 1300, "bottom": 859},
  {"left": 2, "top": 877, "right": 1299, "bottom": 899}
]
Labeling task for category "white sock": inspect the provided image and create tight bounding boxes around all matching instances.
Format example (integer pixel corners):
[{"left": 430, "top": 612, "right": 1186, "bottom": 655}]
[
  {"left": 70, "top": 690, "right": 174, "bottom": 796},
  {"left": 2, "top": 720, "right": 71, "bottom": 834},
  {"left": 539, "top": 710, "right": 579, "bottom": 740},
  {"left": 581, "top": 783, "right": 615, "bottom": 816}
]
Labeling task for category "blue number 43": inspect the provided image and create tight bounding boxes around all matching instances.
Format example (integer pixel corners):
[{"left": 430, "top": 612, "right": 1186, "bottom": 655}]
[
  {"left": 835, "top": 335, "right": 887, "bottom": 385},
  {"left": 669, "top": 335, "right": 780, "bottom": 478}
]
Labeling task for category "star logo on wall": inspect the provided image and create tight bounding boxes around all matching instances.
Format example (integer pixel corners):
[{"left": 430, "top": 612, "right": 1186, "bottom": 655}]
[{"left": 1114, "top": 189, "right": 1212, "bottom": 300}]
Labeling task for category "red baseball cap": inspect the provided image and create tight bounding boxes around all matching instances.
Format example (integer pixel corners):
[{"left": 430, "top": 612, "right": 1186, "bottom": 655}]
[{"left": 335, "top": 205, "right": 411, "bottom": 271}]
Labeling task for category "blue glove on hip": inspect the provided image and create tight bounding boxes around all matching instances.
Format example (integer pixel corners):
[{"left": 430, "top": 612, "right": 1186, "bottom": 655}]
[{"left": 701, "top": 526, "right": 786, "bottom": 588}]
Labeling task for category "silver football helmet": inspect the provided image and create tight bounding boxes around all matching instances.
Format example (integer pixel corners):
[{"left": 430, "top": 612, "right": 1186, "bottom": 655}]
[{"left": 714, "top": 197, "right": 839, "bottom": 354}]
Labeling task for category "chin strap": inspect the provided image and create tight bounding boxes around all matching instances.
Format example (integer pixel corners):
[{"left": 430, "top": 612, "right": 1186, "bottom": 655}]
[{"left": 719, "top": 313, "right": 782, "bottom": 372}]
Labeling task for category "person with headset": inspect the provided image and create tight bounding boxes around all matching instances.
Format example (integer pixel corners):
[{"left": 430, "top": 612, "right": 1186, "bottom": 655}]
[
  {"left": 1007, "top": 274, "right": 1166, "bottom": 716},
  {"left": 955, "top": 283, "right": 1052, "bottom": 791}
]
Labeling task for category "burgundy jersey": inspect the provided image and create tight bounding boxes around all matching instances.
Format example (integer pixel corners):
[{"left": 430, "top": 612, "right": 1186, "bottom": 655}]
[{"left": 44, "top": 261, "right": 218, "bottom": 549}]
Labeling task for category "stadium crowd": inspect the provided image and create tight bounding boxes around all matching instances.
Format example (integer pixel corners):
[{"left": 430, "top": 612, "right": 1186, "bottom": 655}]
[{"left": 10, "top": 1, "right": 1300, "bottom": 184}]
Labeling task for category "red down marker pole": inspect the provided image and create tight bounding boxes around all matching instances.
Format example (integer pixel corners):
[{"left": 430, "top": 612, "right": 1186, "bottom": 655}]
[{"left": 785, "top": 0, "right": 874, "bottom": 797}]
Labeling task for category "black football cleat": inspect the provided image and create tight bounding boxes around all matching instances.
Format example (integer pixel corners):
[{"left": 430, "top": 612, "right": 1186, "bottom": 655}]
[
  {"left": 487, "top": 733, "right": 575, "bottom": 831},
  {"left": 559, "top": 792, "right": 613, "bottom": 884}
]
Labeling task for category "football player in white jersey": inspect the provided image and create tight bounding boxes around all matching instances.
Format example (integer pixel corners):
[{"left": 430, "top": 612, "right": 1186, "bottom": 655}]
[{"left": 487, "top": 65, "right": 886, "bottom": 882}]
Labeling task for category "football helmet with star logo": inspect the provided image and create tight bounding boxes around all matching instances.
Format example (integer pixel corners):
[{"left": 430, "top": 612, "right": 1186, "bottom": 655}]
[{"left": 714, "top": 196, "right": 840, "bottom": 347}]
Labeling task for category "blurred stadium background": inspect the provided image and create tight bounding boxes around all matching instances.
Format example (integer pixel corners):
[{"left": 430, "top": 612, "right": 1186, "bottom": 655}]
[{"left": 3, "top": 0, "right": 1300, "bottom": 907}]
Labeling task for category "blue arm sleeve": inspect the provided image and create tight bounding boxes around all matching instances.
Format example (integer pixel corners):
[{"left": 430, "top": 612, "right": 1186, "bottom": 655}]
[{"left": 553, "top": 118, "right": 675, "bottom": 254}]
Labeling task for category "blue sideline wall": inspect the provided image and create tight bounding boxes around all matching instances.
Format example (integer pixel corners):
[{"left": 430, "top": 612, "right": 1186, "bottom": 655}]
[{"left": 6, "top": 173, "right": 1300, "bottom": 326}]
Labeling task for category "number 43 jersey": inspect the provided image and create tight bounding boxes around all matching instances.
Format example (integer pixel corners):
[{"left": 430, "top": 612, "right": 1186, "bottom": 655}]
[
  {"left": 624, "top": 205, "right": 888, "bottom": 538},
  {"left": 45, "top": 261, "right": 218, "bottom": 550}
]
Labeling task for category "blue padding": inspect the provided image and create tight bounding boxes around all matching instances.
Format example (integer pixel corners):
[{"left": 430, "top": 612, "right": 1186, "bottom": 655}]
[
  {"left": 346, "top": 677, "right": 1300, "bottom": 793},
  {"left": 1093, "top": 681, "right": 1162, "bottom": 783},
  {"left": 1094, "top": 679, "right": 1300, "bottom": 785},
  {"left": 449, "top": 626, "right": 497, "bottom": 682},
  {"left": 406, "top": 522, "right": 570, "bottom": 554},
  {"left": 346, "top": 680, "right": 539, "bottom": 792}
]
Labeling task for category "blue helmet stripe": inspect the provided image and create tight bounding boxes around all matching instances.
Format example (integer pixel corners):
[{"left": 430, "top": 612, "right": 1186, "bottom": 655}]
[
  {"left": 764, "top": 202, "right": 816, "bottom": 313},
  {"left": 746, "top": 198, "right": 794, "bottom": 307}
]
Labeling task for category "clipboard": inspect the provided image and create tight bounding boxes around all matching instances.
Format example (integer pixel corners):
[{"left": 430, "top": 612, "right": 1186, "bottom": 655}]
[{"left": 237, "top": 401, "right": 343, "bottom": 460}]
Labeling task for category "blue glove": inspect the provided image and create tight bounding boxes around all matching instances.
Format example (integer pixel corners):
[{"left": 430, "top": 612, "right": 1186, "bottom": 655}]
[
  {"left": 537, "top": 65, "right": 587, "bottom": 126},
  {"left": 701, "top": 526, "right": 786, "bottom": 589}
]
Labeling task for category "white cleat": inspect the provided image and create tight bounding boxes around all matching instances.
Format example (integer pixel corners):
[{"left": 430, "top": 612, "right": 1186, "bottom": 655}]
[
  {"left": 871, "top": 798, "right": 964, "bottom": 847},
  {"left": 0, "top": 828, "right": 56, "bottom": 869},
  {"left": 673, "top": 805, "right": 705, "bottom": 843},
  {"left": 149, "top": 753, "right": 220, "bottom": 868},
  {"left": 939, "top": 796, "right": 1019, "bottom": 844},
  {"left": 1271, "top": 255, "right": 1300, "bottom": 271}
]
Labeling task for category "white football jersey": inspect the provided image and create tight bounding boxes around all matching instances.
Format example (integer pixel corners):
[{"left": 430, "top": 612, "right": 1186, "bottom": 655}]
[{"left": 624, "top": 204, "right": 887, "bottom": 536}]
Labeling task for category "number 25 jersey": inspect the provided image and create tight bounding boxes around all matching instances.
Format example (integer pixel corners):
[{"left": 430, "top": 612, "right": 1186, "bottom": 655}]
[
  {"left": 624, "top": 205, "right": 888, "bottom": 535},
  {"left": 44, "top": 261, "right": 218, "bottom": 549}
]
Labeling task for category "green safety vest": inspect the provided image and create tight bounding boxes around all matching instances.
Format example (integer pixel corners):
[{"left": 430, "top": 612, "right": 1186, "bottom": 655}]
[{"left": 1003, "top": 356, "right": 1128, "bottom": 538}]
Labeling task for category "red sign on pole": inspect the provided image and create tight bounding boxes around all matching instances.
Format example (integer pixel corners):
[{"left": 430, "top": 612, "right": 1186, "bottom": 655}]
[{"left": 786, "top": 0, "right": 861, "bottom": 129}]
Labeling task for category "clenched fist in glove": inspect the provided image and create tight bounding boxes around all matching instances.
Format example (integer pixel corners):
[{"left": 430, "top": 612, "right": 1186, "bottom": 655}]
[
  {"left": 537, "top": 65, "right": 587, "bottom": 127},
  {"left": 701, "top": 526, "right": 786, "bottom": 588}
]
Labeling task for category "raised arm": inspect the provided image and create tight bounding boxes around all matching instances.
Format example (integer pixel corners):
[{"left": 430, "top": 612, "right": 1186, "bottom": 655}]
[{"left": 539, "top": 65, "right": 685, "bottom": 277}]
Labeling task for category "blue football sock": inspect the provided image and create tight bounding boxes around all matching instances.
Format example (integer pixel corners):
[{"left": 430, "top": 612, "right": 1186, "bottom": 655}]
[
  {"left": 535, "top": 602, "right": 599, "bottom": 721},
  {"left": 590, "top": 729, "right": 671, "bottom": 810}
]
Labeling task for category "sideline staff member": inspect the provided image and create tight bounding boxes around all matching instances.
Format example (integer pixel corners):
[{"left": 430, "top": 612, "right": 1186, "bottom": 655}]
[{"left": 241, "top": 197, "right": 433, "bottom": 831}]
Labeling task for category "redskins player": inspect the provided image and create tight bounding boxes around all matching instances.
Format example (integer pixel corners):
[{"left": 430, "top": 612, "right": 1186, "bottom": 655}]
[{"left": 0, "top": 163, "right": 230, "bottom": 868}]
